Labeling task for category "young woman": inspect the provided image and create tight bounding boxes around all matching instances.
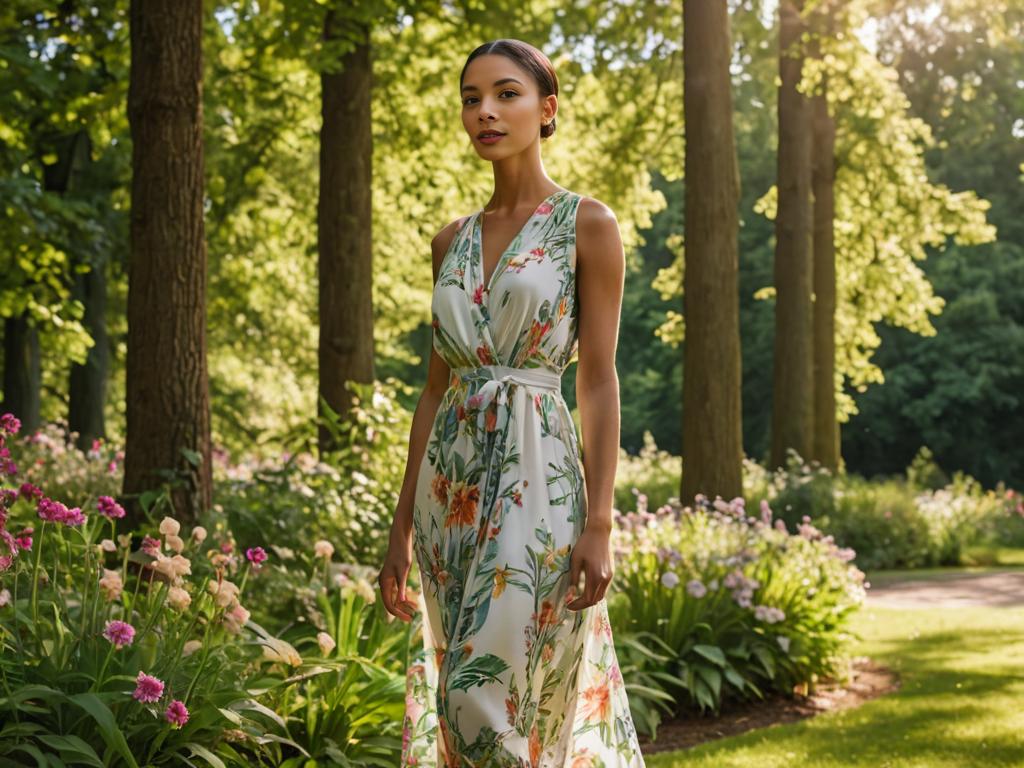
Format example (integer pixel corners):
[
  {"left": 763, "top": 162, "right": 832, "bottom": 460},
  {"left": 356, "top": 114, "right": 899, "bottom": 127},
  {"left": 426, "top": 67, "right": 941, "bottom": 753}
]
[{"left": 378, "top": 38, "right": 646, "bottom": 767}]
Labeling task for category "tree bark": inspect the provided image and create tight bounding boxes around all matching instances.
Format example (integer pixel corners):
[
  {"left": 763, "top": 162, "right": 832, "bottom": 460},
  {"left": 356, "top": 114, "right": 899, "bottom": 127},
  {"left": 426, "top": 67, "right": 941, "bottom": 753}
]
[
  {"left": 318, "top": 12, "right": 375, "bottom": 455},
  {"left": 810, "top": 3, "right": 839, "bottom": 471},
  {"left": 2, "top": 315, "right": 40, "bottom": 433},
  {"left": 770, "top": 0, "right": 815, "bottom": 470},
  {"left": 124, "top": 0, "right": 211, "bottom": 527},
  {"left": 681, "top": 0, "right": 744, "bottom": 506}
]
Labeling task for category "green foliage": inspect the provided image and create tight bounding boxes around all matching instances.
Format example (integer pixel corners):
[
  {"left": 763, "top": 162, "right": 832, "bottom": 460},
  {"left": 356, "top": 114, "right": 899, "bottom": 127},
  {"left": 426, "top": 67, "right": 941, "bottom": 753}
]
[
  {"left": 212, "top": 378, "right": 413, "bottom": 570},
  {"left": 606, "top": 494, "right": 866, "bottom": 728}
]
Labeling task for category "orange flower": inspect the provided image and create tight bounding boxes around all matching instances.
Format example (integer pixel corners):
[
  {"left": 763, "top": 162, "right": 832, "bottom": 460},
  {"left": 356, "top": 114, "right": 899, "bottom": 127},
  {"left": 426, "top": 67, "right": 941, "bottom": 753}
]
[
  {"left": 528, "top": 722, "right": 542, "bottom": 767},
  {"left": 533, "top": 599, "right": 560, "bottom": 630},
  {"left": 485, "top": 406, "right": 497, "bottom": 432},
  {"left": 431, "top": 473, "right": 451, "bottom": 506},
  {"left": 462, "top": 642, "right": 473, "bottom": 657},
  {"left": 493, "top": 565, "right": 509, "bottom": 598},
  {"left": 558, "top": 295, "right": 568, "bottom": 319},
  {"left": 476, "top": 344, "right": 495, "bottom": 364},
  {"left": 579, "top": 675, "right": 611, "bottom": 723},
  {"left": 435, "top": 646, "right": 445, "bottom": 669},
  {"left": 505, "top": 695, "right": 517, "bottom": 726},
  {"left": 445, "top": 481, "right": 479, "bottom": 528},
  {"left": 542, "top": 643, "right": 554, "bottom": 664},
  {"left": 570, "top": 748, "right": 596, "bottom": 768}
]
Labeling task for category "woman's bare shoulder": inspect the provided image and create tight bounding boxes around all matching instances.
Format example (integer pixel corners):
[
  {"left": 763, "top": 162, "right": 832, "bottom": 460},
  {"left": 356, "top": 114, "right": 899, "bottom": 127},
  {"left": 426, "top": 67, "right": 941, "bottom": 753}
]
[
  {"left": 575, "top": 196, "right": 622, "bottom": 269},
  {"left": 430, "top": 214, "right": 472, "bottom": 277}
]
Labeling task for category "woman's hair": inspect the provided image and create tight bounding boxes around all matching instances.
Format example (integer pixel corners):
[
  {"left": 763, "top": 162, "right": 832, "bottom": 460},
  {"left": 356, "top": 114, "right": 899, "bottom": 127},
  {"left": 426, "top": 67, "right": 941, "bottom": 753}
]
[{"left": 460, "top": 39, "right": 559, "bottom": 139}]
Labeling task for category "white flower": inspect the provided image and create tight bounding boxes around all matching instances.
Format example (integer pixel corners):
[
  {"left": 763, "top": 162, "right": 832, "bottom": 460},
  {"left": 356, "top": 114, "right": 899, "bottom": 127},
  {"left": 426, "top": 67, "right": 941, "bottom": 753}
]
[
  {"left": 317, "top": 631, "right": 336, "bottom": 656},
  {"left": 165, "top": 534, "right": 185, "bottom": 554},
  {"left": 777, "top": 635, "right": 791, "bottom": 653},
  {"left": 182, "top": 640, "right": 202, "bottom": 657},
  {"left": 191, "top": 526, "right": 207, "bottom": 543},
  {"left": 314, "top": 540, "right": 334, "bottom": 560},
  {"left": 100, "top": 538, "right": 117, "bottom": 553},
  {"left": 660, "top": 571, "right": 680, "bottom": 589},
  {"left": 159, "top": 517, "right": 181, "bottom": 537},
  {"left": 0, "top": 589, "right": 11, "bottom": 607},
  {"left": 167, "top": 586, "right": 192, "bottom": 611},
  {"left": 686, "top": 579, "right": 707, "bottom": 598}
]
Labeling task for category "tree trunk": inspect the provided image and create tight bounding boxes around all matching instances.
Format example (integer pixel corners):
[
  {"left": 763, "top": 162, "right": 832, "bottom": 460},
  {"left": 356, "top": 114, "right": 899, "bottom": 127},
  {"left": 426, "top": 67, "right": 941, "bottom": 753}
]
[
  {"left": 680, "top": 0, "right": 744, "bottom": 507},
  {"left": 69, "top": 262, "right": 110, "bottom": 452},
  {"left": 51, "top": 130, "right": 111, "bottom": 452},
  {"left": 770, "top": 0, "right": 815, "bottom": 470},
  {"left": 810, "top": 4, "right": 838, "bottom": 471},
  {"left": 317, "top": 12, "right": 375, "bottom": 455},
  {"left": 124, "top": 0, "right": 211, "bottom": 528},
  {"left": 2, "top": 315, "right": 40, "bottom": 433}
]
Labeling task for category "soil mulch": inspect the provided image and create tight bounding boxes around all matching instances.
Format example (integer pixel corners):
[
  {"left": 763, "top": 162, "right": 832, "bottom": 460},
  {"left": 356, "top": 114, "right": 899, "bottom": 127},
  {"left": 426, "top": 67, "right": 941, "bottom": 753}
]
[{"left": 636, "top": 656, "right": 899, "bottom": 755}]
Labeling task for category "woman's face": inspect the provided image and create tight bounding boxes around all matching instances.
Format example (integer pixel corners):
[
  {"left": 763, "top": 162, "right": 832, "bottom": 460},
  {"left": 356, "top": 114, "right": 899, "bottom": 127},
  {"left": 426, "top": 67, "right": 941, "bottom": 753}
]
[{"left": 460, "top": 54, "right": 555, "bottom": 158}]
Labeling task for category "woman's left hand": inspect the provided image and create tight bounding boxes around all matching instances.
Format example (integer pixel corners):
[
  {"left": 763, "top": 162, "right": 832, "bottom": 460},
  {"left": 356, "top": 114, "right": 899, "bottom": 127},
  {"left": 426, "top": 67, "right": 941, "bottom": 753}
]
[{"left": 565, "top": 524, "right": 613, "bottom": 611}]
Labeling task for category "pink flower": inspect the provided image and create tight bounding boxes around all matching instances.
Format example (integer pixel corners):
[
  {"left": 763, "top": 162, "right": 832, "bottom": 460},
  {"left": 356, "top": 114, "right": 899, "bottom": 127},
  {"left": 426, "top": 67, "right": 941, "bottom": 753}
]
[
  {"left": 245, "top": 546, "right": 267, "bottom": 567},
  {"left": 97, "top": 495, "right": 126, "bottom": 519},
  {"left": 36, "top": 497, "right": 85, "bottom": 526},
  {"left": 103, "top": 619, "right": 136, "bottom": 648},
  {"left": 0, "top": 414, "right": 20, "bottom": 435},
  {"left": 15, "top": 527, "right": 32, "bottom": 550},
  {"left": 165, "top": 699, "right": 189, "bottom": 728},
  {"left": 132, "top": 671, "right": 165, "bottom": 703},
  {"left": 141, "top": 535, "right": 161, "bottom": 556},
  {"left": 19, "top": 483, "right": 42, "bottom": 501}
]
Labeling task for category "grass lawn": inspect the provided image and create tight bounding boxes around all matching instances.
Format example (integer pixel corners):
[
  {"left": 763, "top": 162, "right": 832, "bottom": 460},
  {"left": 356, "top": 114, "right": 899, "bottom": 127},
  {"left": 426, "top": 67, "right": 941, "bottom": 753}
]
[{"left": 643, "top": 601, "right": 1024, "bottom": 767}]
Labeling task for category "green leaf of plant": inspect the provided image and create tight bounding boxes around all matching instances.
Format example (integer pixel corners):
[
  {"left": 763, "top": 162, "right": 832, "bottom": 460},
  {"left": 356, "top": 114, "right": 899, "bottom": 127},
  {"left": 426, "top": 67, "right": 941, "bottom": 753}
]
[{"left": 66, "top": 693, "right": 139, "bottom": 768}]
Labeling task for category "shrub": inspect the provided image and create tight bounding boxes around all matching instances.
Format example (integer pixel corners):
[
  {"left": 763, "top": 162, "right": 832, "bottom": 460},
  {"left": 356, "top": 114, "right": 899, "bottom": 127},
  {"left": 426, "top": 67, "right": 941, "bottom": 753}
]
[{"left": 606, "top": 491, "right": 865, "bottom": 728}]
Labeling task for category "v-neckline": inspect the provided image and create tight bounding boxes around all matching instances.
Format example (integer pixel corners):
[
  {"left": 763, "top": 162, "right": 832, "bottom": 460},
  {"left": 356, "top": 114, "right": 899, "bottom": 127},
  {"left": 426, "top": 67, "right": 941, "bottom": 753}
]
[{"left": 475, "top": 189, "right": 566, "bottom": 295}]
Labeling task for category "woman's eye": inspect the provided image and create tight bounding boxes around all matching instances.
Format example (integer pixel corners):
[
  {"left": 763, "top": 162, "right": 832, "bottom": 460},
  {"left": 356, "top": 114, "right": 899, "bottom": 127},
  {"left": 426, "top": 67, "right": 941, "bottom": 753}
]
[{"left": 463, "top": 90, "right": 518, "bottom": 106}]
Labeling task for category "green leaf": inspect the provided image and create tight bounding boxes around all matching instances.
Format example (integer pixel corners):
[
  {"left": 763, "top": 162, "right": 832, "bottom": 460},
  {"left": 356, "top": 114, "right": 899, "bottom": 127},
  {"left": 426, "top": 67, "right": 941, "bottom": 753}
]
[
  {"left": 692, "top": 644, "right": 726, "bottom": 667},
  {"left": 183, "top": 743, "right": 225, "bottom": 768},
  {"left": 36, "top": 735, "right": 104, "bottom": 768},
  {"left": 66, "top": 693, "right": 139, "bottom": 768}
]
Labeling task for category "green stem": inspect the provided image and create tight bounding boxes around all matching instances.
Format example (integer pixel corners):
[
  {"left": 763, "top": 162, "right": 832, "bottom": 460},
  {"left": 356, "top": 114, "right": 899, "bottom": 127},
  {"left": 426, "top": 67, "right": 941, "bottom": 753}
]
[{"left": 30, "top": 522, "right": 46, "bottom": 654}]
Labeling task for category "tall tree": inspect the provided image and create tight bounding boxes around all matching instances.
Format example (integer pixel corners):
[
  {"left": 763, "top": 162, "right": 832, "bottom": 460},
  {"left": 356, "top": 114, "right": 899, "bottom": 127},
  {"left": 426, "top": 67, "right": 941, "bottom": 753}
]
[
  {"left": 317, "top": 11, "right": 375, "bottom": 455},
  {"left": 770, "top": 0, "right": 815, "bottom": 469},
  {"left": 124, "top": 0, "right": 211, "bottom": 526},
  {"left": 680, "top": 0, "right": 743, "bottom": 503},
  {"left": 810, "top": 0, "right": 839, "bottom": 470}
]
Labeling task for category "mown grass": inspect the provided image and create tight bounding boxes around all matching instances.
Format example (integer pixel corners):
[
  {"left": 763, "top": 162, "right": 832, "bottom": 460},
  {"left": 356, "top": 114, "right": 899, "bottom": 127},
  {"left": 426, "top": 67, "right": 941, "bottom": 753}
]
[{"left": 644, "top": 598, "right": 1024, "bottom": 766}]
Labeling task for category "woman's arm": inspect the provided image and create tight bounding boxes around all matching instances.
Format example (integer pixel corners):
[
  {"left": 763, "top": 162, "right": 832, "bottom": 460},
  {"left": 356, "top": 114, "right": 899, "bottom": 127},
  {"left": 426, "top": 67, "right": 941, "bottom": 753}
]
[
  {"left": 566, "top": 196, "right": 626, "bottom": 611},
  {"left": 574, "top": 197, "right": 626, "bottom": 535},
  {"left": 388, "top": 220, "right": 460, "bottom": 536},
  {"left": 379, "top": 219, "right": 460, "bottom": 620}
]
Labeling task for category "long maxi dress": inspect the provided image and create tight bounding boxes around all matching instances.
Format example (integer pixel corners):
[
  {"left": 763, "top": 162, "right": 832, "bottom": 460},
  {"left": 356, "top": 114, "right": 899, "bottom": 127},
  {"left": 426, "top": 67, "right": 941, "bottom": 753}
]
[{"left": 401, "top": 189, "right": 646, "bottom": 768}]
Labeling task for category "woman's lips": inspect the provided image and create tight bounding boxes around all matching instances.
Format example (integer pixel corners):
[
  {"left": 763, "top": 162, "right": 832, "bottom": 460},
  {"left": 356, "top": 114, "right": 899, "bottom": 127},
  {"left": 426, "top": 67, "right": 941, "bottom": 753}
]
[{"left": 479, "top": 133, "right": 505, "bottom": 144}]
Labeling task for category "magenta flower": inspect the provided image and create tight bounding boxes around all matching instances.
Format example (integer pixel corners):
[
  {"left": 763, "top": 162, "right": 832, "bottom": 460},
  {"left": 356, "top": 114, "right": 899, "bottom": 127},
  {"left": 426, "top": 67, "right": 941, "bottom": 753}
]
[
  {"left": 19, "top": 483, "right": 42, "bottom": 501},
  {"left": 0, "top": 488, "right": 17, "bottom": 507},
  {"left": 132, "top": 671, "right": 165, "bottom": 703},
  {"left": 97, "top": 495, "right": 126, "bottom": 520},
  {"left": 15, "top": 527, "right": 32, "bottom": 550},
  {"left": 0, "top": 413, "right": 20, "bottom": 435},
  {"left": 140, "top": 535, "right": 161, "bottom": 556},
  {"left": 245, "top": 547, "right": 267, "bottom": 566},
  {"left": 36, "top": 497, "right": 85, "bottom": 526},
  {"left": 165, "top": 699, "right": 189, "bottom": 728},
  {"left": 103, "top": 620, "right": 136, "bottom": 648}
]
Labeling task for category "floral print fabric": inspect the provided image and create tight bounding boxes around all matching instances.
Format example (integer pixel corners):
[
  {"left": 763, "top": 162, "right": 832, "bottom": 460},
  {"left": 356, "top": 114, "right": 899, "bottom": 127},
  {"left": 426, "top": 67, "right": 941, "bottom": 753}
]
[{"left": 402, "top": 190, "right": 646, "bottom": 767}]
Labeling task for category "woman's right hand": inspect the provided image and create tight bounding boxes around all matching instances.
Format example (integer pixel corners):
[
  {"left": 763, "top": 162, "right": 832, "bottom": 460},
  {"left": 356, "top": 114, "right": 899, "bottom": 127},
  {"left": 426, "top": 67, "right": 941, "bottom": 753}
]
[{"left": 378, "top": 521, "right": 419, "bottom": 622}]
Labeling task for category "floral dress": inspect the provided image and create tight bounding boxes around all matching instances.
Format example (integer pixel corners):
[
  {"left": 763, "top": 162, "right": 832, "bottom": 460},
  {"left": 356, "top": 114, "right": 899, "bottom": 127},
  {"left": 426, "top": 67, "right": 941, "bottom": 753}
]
[{"left": 401, "top": 189, "right": 646, "bottom": 767}]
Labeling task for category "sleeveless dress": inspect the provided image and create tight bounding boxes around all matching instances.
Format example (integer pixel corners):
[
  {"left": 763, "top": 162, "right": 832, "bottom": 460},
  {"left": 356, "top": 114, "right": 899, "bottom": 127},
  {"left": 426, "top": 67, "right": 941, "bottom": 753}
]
[{"left": 401, "top": 189, "right": 646, "bottom": 768}]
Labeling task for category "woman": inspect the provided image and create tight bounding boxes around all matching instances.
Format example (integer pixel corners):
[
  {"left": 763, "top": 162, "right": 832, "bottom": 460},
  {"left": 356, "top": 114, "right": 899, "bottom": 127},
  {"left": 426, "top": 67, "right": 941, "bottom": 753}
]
[{"left": 378, "top": 39, "right": 646, "bottom": 767}]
